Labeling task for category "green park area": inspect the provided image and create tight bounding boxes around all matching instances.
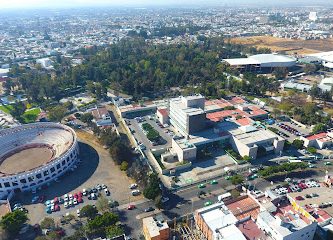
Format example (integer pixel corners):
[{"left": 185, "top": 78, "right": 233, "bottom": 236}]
[
  {"left": 0, "top": 104, "right": 13, "bottom": 114},
  {"left": 22, "top": 108, "right": 41, "bottom": 123},
  {"left": 0, "top": 104, "right": 41, "bottom": 123}
]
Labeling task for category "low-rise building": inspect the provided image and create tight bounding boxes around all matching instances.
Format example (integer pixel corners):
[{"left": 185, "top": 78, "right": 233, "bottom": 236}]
[
  {"left": 301, "top": 130, "right": 333, "bottom": 149},
  {"left": 229, "top": 125, "right": 285, "bottom": 159},
  {"left": 195, "top": 202, "right": 246, "bottom": 240},
  {"left": 257, "top": 210, "right": 317, "bottom": 240},
  {"left": 156, "top": 108, "right": 168, "bottom": 125},
  {"left": 142, "top": 216, "right": 170, "bottom": 240},
  {"left": 89, "top": 106, "right": 113, "bottom": 127}
]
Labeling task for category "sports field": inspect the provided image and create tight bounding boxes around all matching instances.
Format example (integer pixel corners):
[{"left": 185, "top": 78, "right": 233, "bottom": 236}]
[{"left": 230, "top": 36, "right": 333, "bottom": 55}]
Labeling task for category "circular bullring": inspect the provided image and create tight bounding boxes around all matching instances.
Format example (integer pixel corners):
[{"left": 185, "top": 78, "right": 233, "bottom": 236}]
[{"left": 0, "top": 123, "right": 79, "bottom": 197}]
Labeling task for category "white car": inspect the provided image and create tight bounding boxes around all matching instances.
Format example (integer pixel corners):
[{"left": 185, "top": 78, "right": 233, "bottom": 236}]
[
  {"left": 64, "top": 202, "right": 69, "bottom": 208},
  {"left": 104, "top": 189, "right": 110, "bottom": 196},
  {"left": 68, "top": 200, "right": 73, "bottom": 207},
  {"left": 69, "top": 194, "right": 73, "bottom": 200},
  {"left": 82, "top": 189, "right": 87, "bottom": 196},
  {"left": 64, "top": 194, "right": 69, "bottom": 202},
  {"left": 51, "top": 205, "right": 55, "bottom": 212},
  {"left": 131, "top": 190, "right": 141, "bottom": 196},
  {"left": 129, "top": 183, "right": 138, "bottom": 189},
  {"left": 77, "top": 209, "right": 81, "bottom": 217},
  {"left": 73, "top": 199, "right": 78, "bottom": 205}
]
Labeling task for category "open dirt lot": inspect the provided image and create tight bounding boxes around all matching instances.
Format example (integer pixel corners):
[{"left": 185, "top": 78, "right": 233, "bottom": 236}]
[
  {"left": 12, "top": 130, "right": 142, "bottom": 225},
  {"left": 230, "top": 36, "right": 333, "bottom": 55}
]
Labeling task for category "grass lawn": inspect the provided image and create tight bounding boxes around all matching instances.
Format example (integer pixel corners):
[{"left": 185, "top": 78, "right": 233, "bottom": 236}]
[
  {"left": 0, "top": 104, "right": 13, "bottom": 114},
  {"left": 22, "top": 108, "right": 41, "bottom": 123}
]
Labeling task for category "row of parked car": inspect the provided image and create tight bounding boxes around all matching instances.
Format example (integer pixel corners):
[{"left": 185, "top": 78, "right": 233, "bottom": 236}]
[
  {"left": 277, "top": 122, "right": 302, "bottom": 136},
  {"left": 274, "top": 179, "right": 320, "bottom": 196},
  {"left": 41, "top": 184, "right": 110, "bottom": 214}
]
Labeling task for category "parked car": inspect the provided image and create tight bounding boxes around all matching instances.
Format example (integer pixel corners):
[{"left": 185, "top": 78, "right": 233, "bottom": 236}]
[
  {"left": 31, "top": 196, "right": 39, "bottom": 204},
  {"left": 131, "top": 190, "right": 141, "bottom": 196},
  {"left": 104, "top": 189, "right": 110, "bottom": 196},
  {"left": 144, "top": 207, "right": 155, "bottom": 212},
  {"left": 82, "top": 189, "right": 87, "bottom": 196},
  {"left": 127, "top": 204, "right": 135, "bottom": 210},
  {"left": 129, "top": 183, "right": 138, "bottom": 189}
]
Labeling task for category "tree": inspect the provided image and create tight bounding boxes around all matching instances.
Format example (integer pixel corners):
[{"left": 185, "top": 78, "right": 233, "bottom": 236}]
[
  {"left": 48, "top": 105, "right": 67, "bottom": 122},
  {"left": 120, "top": 161, "right": 128, "bottom": 171},
  {"left": 242, "top": 155, "right": 251, "bottom": 161},
  {"left": 273, "top": 67, "right": 288, "bottom": 80},
  {"left": 143, "top": 173, "right": 162, "bottom": 200},
  {"left": 86, "top": 212, "right": 119, "bottom": 236},
  {"left": 81, "top": 113, "right": 94, "bottom": 124},
  {"left": 80, "top": 205, "right": 98, "bottom": 220},
  {"left": 307, "top": 147, "right": 317, "bottom": 155},
  {"left": 230, "top": 175, "right": 244, "bottom": 185},
  {"left": 63, "top": 101, "right": 74, "bottom": 111},
  {"left": 10, "top": 101, "right": 26, "bottom": 121},
  {"left": 40, "top": 217, "right": 55, "bottom": 230},
  {"left": 292, "top": 139, "right": 304, "bottom": 149},
  {"left": 106, "top": 225, "right": 124, "bottom": 238},
  {"left": 154, "top": 194, "right": 163, "bottom": 209},
  {"left": 312, "top": 123, "right": 327, "bottom": 134},
  {"left": 96, "top": 196, "right": 109, "bottom": 213},
  {"left": 0, "top": 210, "right": 28, "bottom": 237}
]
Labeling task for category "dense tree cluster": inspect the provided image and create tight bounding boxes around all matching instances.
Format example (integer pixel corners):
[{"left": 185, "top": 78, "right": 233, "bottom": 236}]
[
  {"left": 259, "top": 162, "right": 308, "bottom": 177},
  {"left": 0, "top": 210, "right": 28, "bottom": 238},
  {"left": 9, "top": 37, "right": 280, "bottom": 102}
]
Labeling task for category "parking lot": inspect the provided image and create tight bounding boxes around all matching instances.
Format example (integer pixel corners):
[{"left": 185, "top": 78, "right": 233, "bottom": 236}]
[
  {"left": 127, "top": 115, "right": 173, "bottom": 151},
  {"left": 11, "top": 131, "right": 142, "bottom": 225},
  {"left": 272, "top": 121, "right": 311, "bottom": 142}
]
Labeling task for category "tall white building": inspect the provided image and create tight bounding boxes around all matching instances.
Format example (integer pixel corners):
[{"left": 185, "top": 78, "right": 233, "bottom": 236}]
[
  {"left": 309, "top": 12, "right": 318, "bottom": 21},
  {"left": 36, "top": 58, "right": 53, "bottom": 69},
  {"left": 169, "top": 95, "right": 206, "bottom": 136}
]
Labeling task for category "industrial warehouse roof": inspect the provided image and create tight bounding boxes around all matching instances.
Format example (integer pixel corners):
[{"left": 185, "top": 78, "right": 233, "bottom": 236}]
[
  {"left": 308, "top": 51, "right": 333, "bottom": 63},
  {"left": 223, "top": 54, "right": 296, "bottom": 66},
  {"left": 319, "top": 77, "right": 333, "bottom": 92},
  {"left": 251, "top": 54, "right": 296, "bottom": 63},
  {"left": 223, "top": 58, "right": 260, "bottom": 66}
]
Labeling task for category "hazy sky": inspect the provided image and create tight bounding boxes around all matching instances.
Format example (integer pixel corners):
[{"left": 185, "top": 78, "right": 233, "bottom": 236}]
[{"left": 0, "top": 0, "right": 331, "bottom": 9}]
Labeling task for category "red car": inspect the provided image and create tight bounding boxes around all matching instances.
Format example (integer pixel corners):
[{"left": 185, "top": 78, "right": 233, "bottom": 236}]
[
  {"left": 77, "top": 197, "right": 83, "bottom": 203},
  {"left": 73, "top": 193, "right": 78, "bottom": 199},
  {"left": 78, "top": 191, "right": 83, "bottom": 197},
  {"left": 127, "top": 204, "right": 135, "bottom": 210},
  {"left": 54, "top": 205, "right": 60, "bottom": 211},
  {"left": 296, "top": 196, "right": 304, "bottom": 201}
]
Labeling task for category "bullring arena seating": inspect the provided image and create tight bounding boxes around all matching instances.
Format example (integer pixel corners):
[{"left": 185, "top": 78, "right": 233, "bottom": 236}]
[{"left": 0, "top": 124, "right": 74, "bottom": 162}]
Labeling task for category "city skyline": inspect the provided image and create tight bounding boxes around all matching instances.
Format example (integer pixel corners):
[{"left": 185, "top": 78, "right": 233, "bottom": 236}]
[{"left": 1, "top": 0, "right": 332, "bottom": 9}]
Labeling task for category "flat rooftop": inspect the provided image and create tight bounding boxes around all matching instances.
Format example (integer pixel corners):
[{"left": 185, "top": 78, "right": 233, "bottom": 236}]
[
  {"left": 258, "top": 210, "right": 308, "bottom": 237},
  {"left": 225, "top": 196, "right": 260, "bottom": 220},
  {"left": 288, "top": 187, "right": 333, "bottom": 220},
  {"left": 188, "top": 128, "right": 231, "bottom": 146},
  {"left": 142, "top": 216, "right": 168, "bottom": 238},
  {"left": 170, "top": 97, "right": 204, "bottom": 116},
  {"left": 237, "top": 219, "right": 268, "bottom": 240},
  {"left": 229, "top": 127, "right": 280, "bottom": 146}
]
